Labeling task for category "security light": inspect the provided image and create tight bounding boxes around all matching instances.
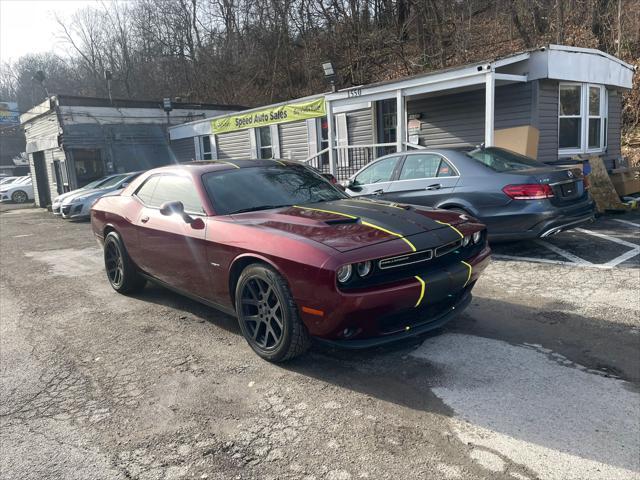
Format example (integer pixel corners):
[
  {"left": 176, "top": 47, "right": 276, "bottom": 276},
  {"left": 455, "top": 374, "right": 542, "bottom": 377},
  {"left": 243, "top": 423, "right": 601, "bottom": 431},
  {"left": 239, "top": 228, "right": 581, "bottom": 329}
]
[
  {"left": 321, "top": 62, "right": 337, "bottom": 92},
  {"left": 322, "top": 61, "right": 335, "bottom": 78}
]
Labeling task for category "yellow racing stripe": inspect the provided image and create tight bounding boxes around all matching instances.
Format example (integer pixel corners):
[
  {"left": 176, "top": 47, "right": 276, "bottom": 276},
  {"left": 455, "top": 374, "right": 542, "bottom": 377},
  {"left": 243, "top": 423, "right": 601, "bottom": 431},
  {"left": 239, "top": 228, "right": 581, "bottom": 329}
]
[
  {"left": 360, "top": 221, "right": 417, "bottom": 252},
  {"left": 414, "top": 276, "right": 426, "bottom": 307},
  {"left": 436, "top": 220, "right": 464, "bottom": 239},
  {"left": 461, "top": 261, "right": 472, "bottom": 287},
  {"left": 293, "top": 205, "right": 417, "bottom": 252}
]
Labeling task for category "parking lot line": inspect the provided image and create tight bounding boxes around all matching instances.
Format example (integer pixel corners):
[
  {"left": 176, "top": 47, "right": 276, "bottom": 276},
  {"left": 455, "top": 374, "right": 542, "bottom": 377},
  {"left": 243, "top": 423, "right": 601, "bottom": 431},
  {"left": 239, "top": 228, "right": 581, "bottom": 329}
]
[
  {"left": 575, "top": 228, "right": 639, "bottom": 249},
  {"left": 492, "top": 254, "right": 607, "bottom": 268},
  {"left": 612, "top": 218, "right": 640, "bottom": 229},
  {"left": 534, "top": 240, "right": 593, "bottom": 266}
]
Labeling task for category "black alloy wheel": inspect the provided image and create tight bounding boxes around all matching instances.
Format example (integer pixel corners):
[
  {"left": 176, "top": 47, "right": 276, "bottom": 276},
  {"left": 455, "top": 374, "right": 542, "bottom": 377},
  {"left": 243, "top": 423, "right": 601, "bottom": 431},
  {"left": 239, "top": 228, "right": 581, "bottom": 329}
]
[
  {"left": 235, "top": 264, "right": 310, "bottom": 362},
  {"left": 105, "top": 240, "right": 124, "bottom": 288},
  {"left": 103, "top": 231, "right": 146, "bottom": 294}
]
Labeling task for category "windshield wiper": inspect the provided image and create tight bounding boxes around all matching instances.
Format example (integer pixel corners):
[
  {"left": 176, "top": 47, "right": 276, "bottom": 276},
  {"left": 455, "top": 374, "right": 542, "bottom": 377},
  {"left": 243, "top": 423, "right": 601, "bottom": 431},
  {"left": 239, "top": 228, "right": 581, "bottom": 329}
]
[{"left": 230, "top": 204, "right": 291, "bottom": 214}]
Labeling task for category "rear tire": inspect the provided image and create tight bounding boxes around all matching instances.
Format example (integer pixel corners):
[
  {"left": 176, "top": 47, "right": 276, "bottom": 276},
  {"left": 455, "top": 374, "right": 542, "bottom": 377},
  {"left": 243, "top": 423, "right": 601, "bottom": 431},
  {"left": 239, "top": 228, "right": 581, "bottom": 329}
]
[
  {"left": 235, "top": 264, "right": 310, "bottom": 362},
  {"left": 103, "top": 231, "right": 146, "bottom": 294}
]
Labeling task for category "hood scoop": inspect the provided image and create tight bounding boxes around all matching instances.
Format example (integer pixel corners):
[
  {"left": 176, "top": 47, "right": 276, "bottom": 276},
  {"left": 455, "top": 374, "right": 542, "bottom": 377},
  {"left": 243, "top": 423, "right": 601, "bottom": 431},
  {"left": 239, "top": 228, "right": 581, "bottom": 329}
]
[{"left": 324, "top": 217, "right": 360, "bottom": 225}]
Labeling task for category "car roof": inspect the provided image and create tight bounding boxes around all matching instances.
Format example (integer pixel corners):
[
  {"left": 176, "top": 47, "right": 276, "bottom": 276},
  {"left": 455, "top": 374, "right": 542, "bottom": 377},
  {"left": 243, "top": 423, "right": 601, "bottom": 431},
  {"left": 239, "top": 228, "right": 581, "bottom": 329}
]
[{"left": 151, "top": 159, "right": 300, "bottom": 175}]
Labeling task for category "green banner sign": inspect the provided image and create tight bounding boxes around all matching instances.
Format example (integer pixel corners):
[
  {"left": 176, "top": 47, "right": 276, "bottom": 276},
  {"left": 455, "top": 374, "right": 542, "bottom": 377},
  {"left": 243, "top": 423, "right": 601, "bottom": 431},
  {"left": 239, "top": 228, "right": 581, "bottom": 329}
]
[{"left": 211, "top": 97, "right": 326, "bottom": 134}]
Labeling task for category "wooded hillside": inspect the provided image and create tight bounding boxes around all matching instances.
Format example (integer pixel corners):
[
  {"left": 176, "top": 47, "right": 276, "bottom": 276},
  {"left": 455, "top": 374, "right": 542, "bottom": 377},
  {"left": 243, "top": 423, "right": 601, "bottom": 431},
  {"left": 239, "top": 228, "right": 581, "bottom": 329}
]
[{"left": 1, "top": 0, "right": 638, "bottom": 140}]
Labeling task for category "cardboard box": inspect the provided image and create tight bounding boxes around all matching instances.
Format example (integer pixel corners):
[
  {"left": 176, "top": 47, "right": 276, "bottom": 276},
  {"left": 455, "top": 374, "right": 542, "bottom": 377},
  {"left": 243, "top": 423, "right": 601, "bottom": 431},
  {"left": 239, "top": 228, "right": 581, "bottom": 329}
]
[{"left": 610, "top": 167, "right": 640, "bottom": 197}]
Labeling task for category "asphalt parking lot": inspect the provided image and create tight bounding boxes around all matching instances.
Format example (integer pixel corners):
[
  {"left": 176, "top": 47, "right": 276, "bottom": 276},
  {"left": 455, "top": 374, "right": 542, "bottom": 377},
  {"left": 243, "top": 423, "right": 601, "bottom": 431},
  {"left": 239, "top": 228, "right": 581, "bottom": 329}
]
[{"left": 1, "top": 206, "right": 639, "bottom": 480}]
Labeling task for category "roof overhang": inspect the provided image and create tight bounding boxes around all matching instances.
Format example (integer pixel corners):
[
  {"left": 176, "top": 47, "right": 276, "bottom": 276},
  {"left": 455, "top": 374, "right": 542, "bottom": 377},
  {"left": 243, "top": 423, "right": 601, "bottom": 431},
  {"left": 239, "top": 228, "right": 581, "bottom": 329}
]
[{"left": 535, "top": 45, "right": 634, "bottom": 89}]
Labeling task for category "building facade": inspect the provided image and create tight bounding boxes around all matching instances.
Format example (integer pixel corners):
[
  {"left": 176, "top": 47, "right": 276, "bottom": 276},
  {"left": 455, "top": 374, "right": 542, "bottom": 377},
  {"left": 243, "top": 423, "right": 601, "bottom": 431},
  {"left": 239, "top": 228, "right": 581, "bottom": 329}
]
[
  {"left": 20, "top": 95, "right": 243, "bottom": 207},
  {"left": 169, "top": 45, "right": 634, "bottom": 182}
]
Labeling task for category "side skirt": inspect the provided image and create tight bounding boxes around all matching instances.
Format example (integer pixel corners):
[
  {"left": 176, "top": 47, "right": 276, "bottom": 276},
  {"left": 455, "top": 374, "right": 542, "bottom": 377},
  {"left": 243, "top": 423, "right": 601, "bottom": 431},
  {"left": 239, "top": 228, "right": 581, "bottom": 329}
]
[{"left": 138, "top": 273, "right": 237, "bottom": 318}]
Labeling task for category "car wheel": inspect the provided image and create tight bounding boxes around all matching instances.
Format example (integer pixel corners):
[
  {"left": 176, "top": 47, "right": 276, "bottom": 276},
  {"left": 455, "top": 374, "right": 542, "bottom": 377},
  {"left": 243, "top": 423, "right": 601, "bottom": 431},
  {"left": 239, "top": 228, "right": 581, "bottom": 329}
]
[
  {"left": 12, "top": 190, "right": 27, "bottom": 203},
  {"left": 235, "top": 264, "right": 310, "bottom": 362},
  {"left": 103, "top": 231, "right": 146, "bottom": 294}
]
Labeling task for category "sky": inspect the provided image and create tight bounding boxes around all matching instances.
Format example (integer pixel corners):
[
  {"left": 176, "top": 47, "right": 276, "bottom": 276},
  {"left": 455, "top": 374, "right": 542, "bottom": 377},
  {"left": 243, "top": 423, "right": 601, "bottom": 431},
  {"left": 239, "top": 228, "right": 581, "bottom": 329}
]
[{"left": 0, "top": 0, "right": 100, "bottom": 63}]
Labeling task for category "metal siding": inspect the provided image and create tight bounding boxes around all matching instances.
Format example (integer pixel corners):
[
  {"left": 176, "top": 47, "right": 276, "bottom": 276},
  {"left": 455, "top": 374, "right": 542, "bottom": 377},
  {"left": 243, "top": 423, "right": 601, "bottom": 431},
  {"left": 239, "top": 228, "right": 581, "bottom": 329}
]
[
  {"left": 217, "top": 130, "right": 250, "bottom": 159},
  {"left": 495, "top": 82, "right": 533, "bottom": 129},
  {"left": 408, "top": 90, "right": 484, "bottom": 148},
  {"left": 23, "top": 112, "right": 60, "bottom": 152},
  {"left": 605, "top": 89, "right": 621, "bottom": 169},
  {"left": 347, "top": 108, "right": 373, "bottom": 145},
  {"left": 535, "top": 80, "right": 559, "bottom": 163},
  {"left": 171, "top": 138, "right": 197, "bottom": 162},
  {"left": 279, "top": 121, "right": 309, "bottom": 161},
  {"left": 407, "top": 83, "right": 533, "bottom": 150}
]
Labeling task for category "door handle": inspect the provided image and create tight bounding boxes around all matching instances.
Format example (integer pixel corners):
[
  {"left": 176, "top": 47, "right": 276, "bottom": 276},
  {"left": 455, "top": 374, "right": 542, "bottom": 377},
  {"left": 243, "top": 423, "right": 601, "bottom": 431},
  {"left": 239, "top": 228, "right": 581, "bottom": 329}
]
[
  {"left": 426, "top": 183, "right": 441, "bottom": 190},
  {"left": 140, "top": 215, "right": 149, "bottom": 223}
]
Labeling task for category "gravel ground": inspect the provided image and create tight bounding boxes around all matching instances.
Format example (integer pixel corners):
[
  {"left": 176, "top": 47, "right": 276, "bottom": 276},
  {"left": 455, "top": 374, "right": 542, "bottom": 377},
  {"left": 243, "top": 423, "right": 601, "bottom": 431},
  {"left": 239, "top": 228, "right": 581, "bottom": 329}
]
[{"left": 1, "top": 207, "right": 639, "bottom": 480}]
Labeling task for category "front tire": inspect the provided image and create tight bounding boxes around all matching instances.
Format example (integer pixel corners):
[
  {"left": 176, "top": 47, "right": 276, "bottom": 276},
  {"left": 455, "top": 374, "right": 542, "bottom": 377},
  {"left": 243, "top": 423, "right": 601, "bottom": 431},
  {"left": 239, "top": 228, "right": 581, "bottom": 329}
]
[
  {"left": 103, "top": 231, "right": 146, "bottom": 294},
  {"left": 12, "top": 190, "right": 28, "bottom": 203},
  {"left": 235, "top": 264, "right": 310, "bottom": 362}
]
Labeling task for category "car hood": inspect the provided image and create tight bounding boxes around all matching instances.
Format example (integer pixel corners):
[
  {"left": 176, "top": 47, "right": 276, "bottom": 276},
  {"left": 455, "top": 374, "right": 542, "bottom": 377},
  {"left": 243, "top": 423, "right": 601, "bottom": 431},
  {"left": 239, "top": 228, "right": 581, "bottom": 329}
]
[
  {"left": 230, "top": 198, "right": 465, "bottom": 252},
  {"left": 63, "top": 187, "right": 117, "bottom": 204}
]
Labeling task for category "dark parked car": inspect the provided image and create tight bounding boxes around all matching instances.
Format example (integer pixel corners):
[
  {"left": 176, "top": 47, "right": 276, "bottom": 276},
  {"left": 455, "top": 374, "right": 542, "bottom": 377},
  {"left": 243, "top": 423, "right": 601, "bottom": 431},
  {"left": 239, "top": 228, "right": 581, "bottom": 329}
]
[
  {"left": 91, "top": 160, "right": 490, "bottom": 362},
  {"left": 345, "top": 147, "right": 596, "bottom": 241}
]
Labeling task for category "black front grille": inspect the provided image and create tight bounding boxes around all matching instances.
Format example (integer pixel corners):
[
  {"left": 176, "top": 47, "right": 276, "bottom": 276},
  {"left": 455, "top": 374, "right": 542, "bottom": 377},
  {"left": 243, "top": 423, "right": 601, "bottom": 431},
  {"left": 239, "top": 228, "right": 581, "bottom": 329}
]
[
  {"left": 435, "top": 239, "right": 462, "bottom": 257},
  {"left": 61, "top": 205, "right": 71, "bottom": 214},
  {"left": 339, "top": 233, "right": 486, "bottom": 291},
  {"left": 378, "top": 249, "right": 433, "bottom": 270}
]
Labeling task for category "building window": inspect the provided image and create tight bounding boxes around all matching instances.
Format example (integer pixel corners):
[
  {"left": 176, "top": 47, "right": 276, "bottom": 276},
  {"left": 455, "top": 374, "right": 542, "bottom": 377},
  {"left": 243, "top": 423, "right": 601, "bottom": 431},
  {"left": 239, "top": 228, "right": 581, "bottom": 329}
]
[
  {"left": 199, "top": 136, "right": 213, "bottom": 160},
  {"left": 257, "top": 126, "right": 273, "bottom": 159},
  {"left": 558, "top": 83, "right": 607, "bottom": 154}
]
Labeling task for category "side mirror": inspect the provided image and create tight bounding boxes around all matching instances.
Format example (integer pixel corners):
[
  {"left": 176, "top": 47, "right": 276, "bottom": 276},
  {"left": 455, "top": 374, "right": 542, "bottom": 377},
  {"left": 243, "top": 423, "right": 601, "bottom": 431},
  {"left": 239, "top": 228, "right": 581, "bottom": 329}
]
[
  {"left": 346, "top": 179, "right": 362, "bottom": 192},
  {"left": 160, "top": 200, "right": 194, "bottom": 224}
]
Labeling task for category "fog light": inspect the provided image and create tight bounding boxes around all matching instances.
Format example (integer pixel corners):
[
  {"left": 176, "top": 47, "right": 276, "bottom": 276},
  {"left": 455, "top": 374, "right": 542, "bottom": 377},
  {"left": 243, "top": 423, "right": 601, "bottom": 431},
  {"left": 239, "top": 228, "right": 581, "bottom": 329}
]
[
  {"left": 473, "top": 231, "right": 482, "bottom": 244},
  {"left": 337, "top": 264, "right": 353, "bottom": 283},
  {"left": 356, "top": 261, "right": 372, "bottom": 277},
  {"left": 462, "top": 235, "right": 471, "bottom": 247}
]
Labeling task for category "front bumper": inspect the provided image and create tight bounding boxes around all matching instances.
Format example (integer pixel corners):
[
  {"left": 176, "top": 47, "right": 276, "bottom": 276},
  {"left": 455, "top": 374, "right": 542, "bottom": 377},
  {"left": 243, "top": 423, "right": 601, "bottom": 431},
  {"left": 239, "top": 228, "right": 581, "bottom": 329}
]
[
  {"left": 61, "top": 202, "right": 90, "bottom": 219},
  {"left": 315, "top": 289, "right": 472, "bottom": 349},
  {"left": 303, "top": 244, "right": 491, "bottom": 346}
]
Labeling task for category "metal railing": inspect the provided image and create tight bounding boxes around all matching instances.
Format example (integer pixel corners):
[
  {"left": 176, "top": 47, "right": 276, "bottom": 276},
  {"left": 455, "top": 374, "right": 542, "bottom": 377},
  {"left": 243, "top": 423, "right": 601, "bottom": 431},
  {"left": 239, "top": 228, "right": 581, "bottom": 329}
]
[{"left": 303, "top": 143, "right": 397, "bottom": 181}]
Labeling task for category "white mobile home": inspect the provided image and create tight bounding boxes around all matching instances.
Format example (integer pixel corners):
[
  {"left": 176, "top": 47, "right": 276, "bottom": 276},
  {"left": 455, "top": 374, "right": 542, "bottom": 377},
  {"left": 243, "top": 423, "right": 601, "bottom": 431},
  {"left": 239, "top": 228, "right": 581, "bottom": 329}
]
[{"left": 169, "top": 45, "right": 634, "bottom": 181}]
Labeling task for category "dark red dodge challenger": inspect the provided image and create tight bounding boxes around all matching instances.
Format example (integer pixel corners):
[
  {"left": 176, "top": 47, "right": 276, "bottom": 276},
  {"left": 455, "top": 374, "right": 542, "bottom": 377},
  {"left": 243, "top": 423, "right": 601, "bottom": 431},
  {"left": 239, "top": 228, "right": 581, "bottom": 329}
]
[{"left": 91, "top": 160, "right": 491, "bottom": 362}]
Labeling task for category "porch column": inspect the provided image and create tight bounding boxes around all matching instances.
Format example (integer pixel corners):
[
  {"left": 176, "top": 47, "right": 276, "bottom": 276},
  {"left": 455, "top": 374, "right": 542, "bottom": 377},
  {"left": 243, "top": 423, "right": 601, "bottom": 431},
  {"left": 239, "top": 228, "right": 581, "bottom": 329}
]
[
  {"left": 326, "top": 99, "right": 336, "bottom": 175},
  {"left": 484, "top": 71, "right": 495, "bottom": 147},
  {"left": 396, "top": 89, "right": 406, "bottom": 152}
]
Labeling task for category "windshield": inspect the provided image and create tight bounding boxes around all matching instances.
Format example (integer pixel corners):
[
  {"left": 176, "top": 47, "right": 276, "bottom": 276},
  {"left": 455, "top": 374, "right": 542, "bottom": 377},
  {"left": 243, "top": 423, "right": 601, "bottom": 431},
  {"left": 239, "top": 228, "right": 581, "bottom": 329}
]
[
  {"left": 203, "top": 165, "right": 347, "bottom": 215},
  {"left": 84, "top": 177, "right": 113, "bottom": 189},
  {"left": 98, "top": 174, "right": 129, "bottom": 189},
  {"left": 467, "top": 147, "right": 544, "bottom": 172}
]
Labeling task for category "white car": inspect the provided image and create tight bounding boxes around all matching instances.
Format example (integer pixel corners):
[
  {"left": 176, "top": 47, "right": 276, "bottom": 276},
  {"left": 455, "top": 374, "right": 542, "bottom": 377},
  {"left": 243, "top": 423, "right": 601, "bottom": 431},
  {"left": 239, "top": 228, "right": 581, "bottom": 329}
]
[
  {"left": 0, "top": 176, "right": 20, "bottom": 186},
  {"left": 52, "top": 175, "right": 121, "bottom": 215},
  {"left": 61, "top": 172, "right": 141, "bottom": 219},
  {"left": 0, "top": 177, "right": 33, "bottom": 203}
]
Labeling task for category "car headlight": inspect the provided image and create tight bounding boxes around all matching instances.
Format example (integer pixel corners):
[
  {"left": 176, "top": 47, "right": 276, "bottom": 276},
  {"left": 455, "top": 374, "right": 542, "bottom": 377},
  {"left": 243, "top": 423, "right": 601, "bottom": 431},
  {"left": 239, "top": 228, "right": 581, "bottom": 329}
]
[
  {"left": 73, "top": 196, "right": 88, "bottom": 203},
  {"left": 337, "top": 264, "right": 353, "bottom": 283},
  {"left": 462, "top": 235, "right": 471, "bottom": 247},
  {"left": 356, "top": 261, "right": 372, "bottom": 277},
  {"left": 473, "top": 231, "right": 482, "bottom": 244}
]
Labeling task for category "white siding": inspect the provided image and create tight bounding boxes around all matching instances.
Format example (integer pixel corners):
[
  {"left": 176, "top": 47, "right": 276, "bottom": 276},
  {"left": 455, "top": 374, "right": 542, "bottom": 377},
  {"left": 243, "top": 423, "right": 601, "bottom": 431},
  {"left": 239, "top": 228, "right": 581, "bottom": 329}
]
[
  {"left": 217, "top": 130, "right": 251, "bottom": 159},
  {"left": 279, "top": 121, "right": 309, "bottom": 161}
]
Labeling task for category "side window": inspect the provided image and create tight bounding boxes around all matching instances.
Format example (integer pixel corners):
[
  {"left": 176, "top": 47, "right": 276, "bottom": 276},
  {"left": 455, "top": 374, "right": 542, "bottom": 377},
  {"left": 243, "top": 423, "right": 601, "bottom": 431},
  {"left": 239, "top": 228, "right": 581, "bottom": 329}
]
[
  {"left": 355, "top": 156, "right": 399, "bottom": 185},
  {"left": 399, "top": 154, "right": 442, "bottom": 180},
  {"left": 437, "top": 159, "right": 456, "bottom": 177},
  {"left": 152, "top": 175, "right": 204, "bottom": 214},
  {"left": 135, "top": 176, "right": 160, "bottom": 205}
]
